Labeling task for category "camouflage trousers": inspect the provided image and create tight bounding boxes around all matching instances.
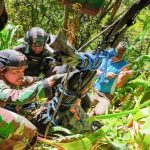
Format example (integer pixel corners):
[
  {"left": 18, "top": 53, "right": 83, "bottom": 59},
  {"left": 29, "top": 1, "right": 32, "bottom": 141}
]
[
  {"left": 31, "top": 101, "right": 92, "bottom": 135},
  {"left": 0, "top": 108, "right": 37, "bottom": 150},
  {"left": 61, "top": 104, "right": 92, "bottom": 133}
]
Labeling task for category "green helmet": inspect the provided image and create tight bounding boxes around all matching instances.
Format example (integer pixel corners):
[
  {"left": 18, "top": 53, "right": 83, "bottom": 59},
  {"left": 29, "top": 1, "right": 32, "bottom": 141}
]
[
  {"left": 0, "top": 50, "right": 27, "bottom": 69},
  {"left": 25, "top": 27, "right": 48, "bottom": 47}
]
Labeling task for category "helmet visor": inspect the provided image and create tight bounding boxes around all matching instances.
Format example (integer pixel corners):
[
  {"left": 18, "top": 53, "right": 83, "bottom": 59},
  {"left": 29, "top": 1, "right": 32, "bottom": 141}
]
[
  {"left": 32, "top": 37, "right": 45, "bottom": 47},
  {"left": 6, "top": 61, "right": 28, "bottom": 69}
]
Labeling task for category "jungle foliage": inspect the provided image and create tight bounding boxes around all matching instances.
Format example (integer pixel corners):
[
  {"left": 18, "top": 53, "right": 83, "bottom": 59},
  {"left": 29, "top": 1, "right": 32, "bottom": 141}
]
[{"left": 1, "top": 0, "right": 150, "bottom": 149}]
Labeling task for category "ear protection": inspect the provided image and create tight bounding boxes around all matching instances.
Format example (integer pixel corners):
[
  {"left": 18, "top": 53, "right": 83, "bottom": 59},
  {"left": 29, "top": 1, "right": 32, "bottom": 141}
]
[{"left": 24, "top": 30, "right": 33, "bottom": 45}]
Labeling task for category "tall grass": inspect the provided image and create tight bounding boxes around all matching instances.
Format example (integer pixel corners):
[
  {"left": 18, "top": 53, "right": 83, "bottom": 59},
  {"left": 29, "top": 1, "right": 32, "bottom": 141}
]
[{"left": 0, "top": 24, "right": 21, "bottom": 50}]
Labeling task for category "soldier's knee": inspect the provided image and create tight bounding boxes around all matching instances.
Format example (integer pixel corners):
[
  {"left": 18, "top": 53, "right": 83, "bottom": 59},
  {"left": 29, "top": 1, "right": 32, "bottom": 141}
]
[{"left": 0, "top": 108, "right": 37, "bottom": 149}]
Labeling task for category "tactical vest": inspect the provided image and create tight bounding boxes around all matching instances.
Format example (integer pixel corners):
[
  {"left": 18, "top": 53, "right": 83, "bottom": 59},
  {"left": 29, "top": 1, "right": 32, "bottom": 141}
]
[{"left": 14, "top": 45, "right": 52, "bottom": 77}]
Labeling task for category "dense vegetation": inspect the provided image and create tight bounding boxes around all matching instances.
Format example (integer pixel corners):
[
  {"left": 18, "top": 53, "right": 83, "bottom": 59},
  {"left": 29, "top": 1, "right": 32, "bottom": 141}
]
[{"left": 1, "top": 0, "right": 150, "bottom": 149}]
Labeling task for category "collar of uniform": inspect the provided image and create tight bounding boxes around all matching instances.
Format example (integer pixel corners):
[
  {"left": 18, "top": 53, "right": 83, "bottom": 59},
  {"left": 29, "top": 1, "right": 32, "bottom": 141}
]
[{"left": 24, "top": 45, "right": 30, "bottom": 54}]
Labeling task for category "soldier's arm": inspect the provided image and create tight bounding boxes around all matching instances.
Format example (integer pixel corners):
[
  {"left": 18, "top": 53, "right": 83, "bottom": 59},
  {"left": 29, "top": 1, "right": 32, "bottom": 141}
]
[{"left": 0, "top": 77, "right": 55, "bottom": 105}]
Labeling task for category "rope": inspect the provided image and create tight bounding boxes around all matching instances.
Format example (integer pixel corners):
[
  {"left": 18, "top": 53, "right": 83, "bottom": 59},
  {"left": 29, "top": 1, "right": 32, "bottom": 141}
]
[
  {"left": 44, "top": 6, "right": 72, "bottom": 138},
  {"left": 44, "top": 67, "right": 71, "bottom": 138}
]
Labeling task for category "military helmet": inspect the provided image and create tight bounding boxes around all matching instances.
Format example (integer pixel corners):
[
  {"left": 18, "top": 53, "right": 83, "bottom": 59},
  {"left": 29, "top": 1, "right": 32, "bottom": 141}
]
[
  {"left": 25, "top": 27, "right": 48, "bottom": 47},
  {"left": 0, "top": 50, "right": 27, "bottom": 69}
]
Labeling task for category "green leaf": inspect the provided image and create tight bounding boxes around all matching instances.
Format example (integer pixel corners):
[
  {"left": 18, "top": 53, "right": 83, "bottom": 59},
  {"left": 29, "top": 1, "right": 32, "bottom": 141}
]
[
  {"left": 139, "top": 16, "right": 150, "bottom": 42},
  {"left": 136, "top": 115, "right": 150, "bottom": 149},
  {"left": 56, "top": 126, "right": 108, "bottom": 150},
  {"left": 0, "top": 24, "right": 22, "bottom": 50},
  {"left": 106, "top": 137, "right": 130, "bottom": 150},
  {"left": 49, "top": 126, "right": 72, "bottom": 135},
  {"left": 128, "top": 78, "right": 149, "bottom": 88},
  {"left": 135, "top": 55, "right": 150, "bottom": 63},
  {"left": 133, "top": 107, "right": 150, "bottom": 121},
  {"left": 86, "top": 110, "right": 137, "bottom": 122}
]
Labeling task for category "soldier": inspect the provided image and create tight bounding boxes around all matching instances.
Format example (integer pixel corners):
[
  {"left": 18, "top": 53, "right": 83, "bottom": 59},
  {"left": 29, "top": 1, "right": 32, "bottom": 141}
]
[
  {"left": 14, "top": 27, "right": 56, "bottom": 77},
  {"left": 0, "top": 49, "right": 61, "bottom": 149}
]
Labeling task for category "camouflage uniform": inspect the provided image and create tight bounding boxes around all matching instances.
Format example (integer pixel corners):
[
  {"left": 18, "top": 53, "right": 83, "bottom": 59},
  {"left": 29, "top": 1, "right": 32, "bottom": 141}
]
[
  {"left": 14, "top": 27, "right": 56, "bottom": 77},
  {"left": 0, "top": 78, "right": 53, "bottom": 106},
  {"left": 0, "top": 108, "right": 37, "bottom": 150},
  {"left": 0, "top": 50, "right": 54, "bottom": 149}
]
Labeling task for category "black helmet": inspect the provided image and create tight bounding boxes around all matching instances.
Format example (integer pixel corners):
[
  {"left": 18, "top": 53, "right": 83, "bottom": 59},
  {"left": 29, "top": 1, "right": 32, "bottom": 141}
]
[
  {"left": 0, "top": 50, "right": 27, "bottom": 69},
  {"left": 25, "top": 27, "right": 48, "bottom": 47}
]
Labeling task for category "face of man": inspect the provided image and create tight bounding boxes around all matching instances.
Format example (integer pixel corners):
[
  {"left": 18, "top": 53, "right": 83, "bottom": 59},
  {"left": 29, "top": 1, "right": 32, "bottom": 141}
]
[
  {"left": 31, "top": 37, "right": 45, "bottom": 54},
  {"left": 4, "top": 66, "right": 26, "bottom": 86},
  {"left": 115, "top": 42, "right": 126, "bottom": 59},
  {"left": 31, "top": 44, "right": 44, "bottom": 54}
]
